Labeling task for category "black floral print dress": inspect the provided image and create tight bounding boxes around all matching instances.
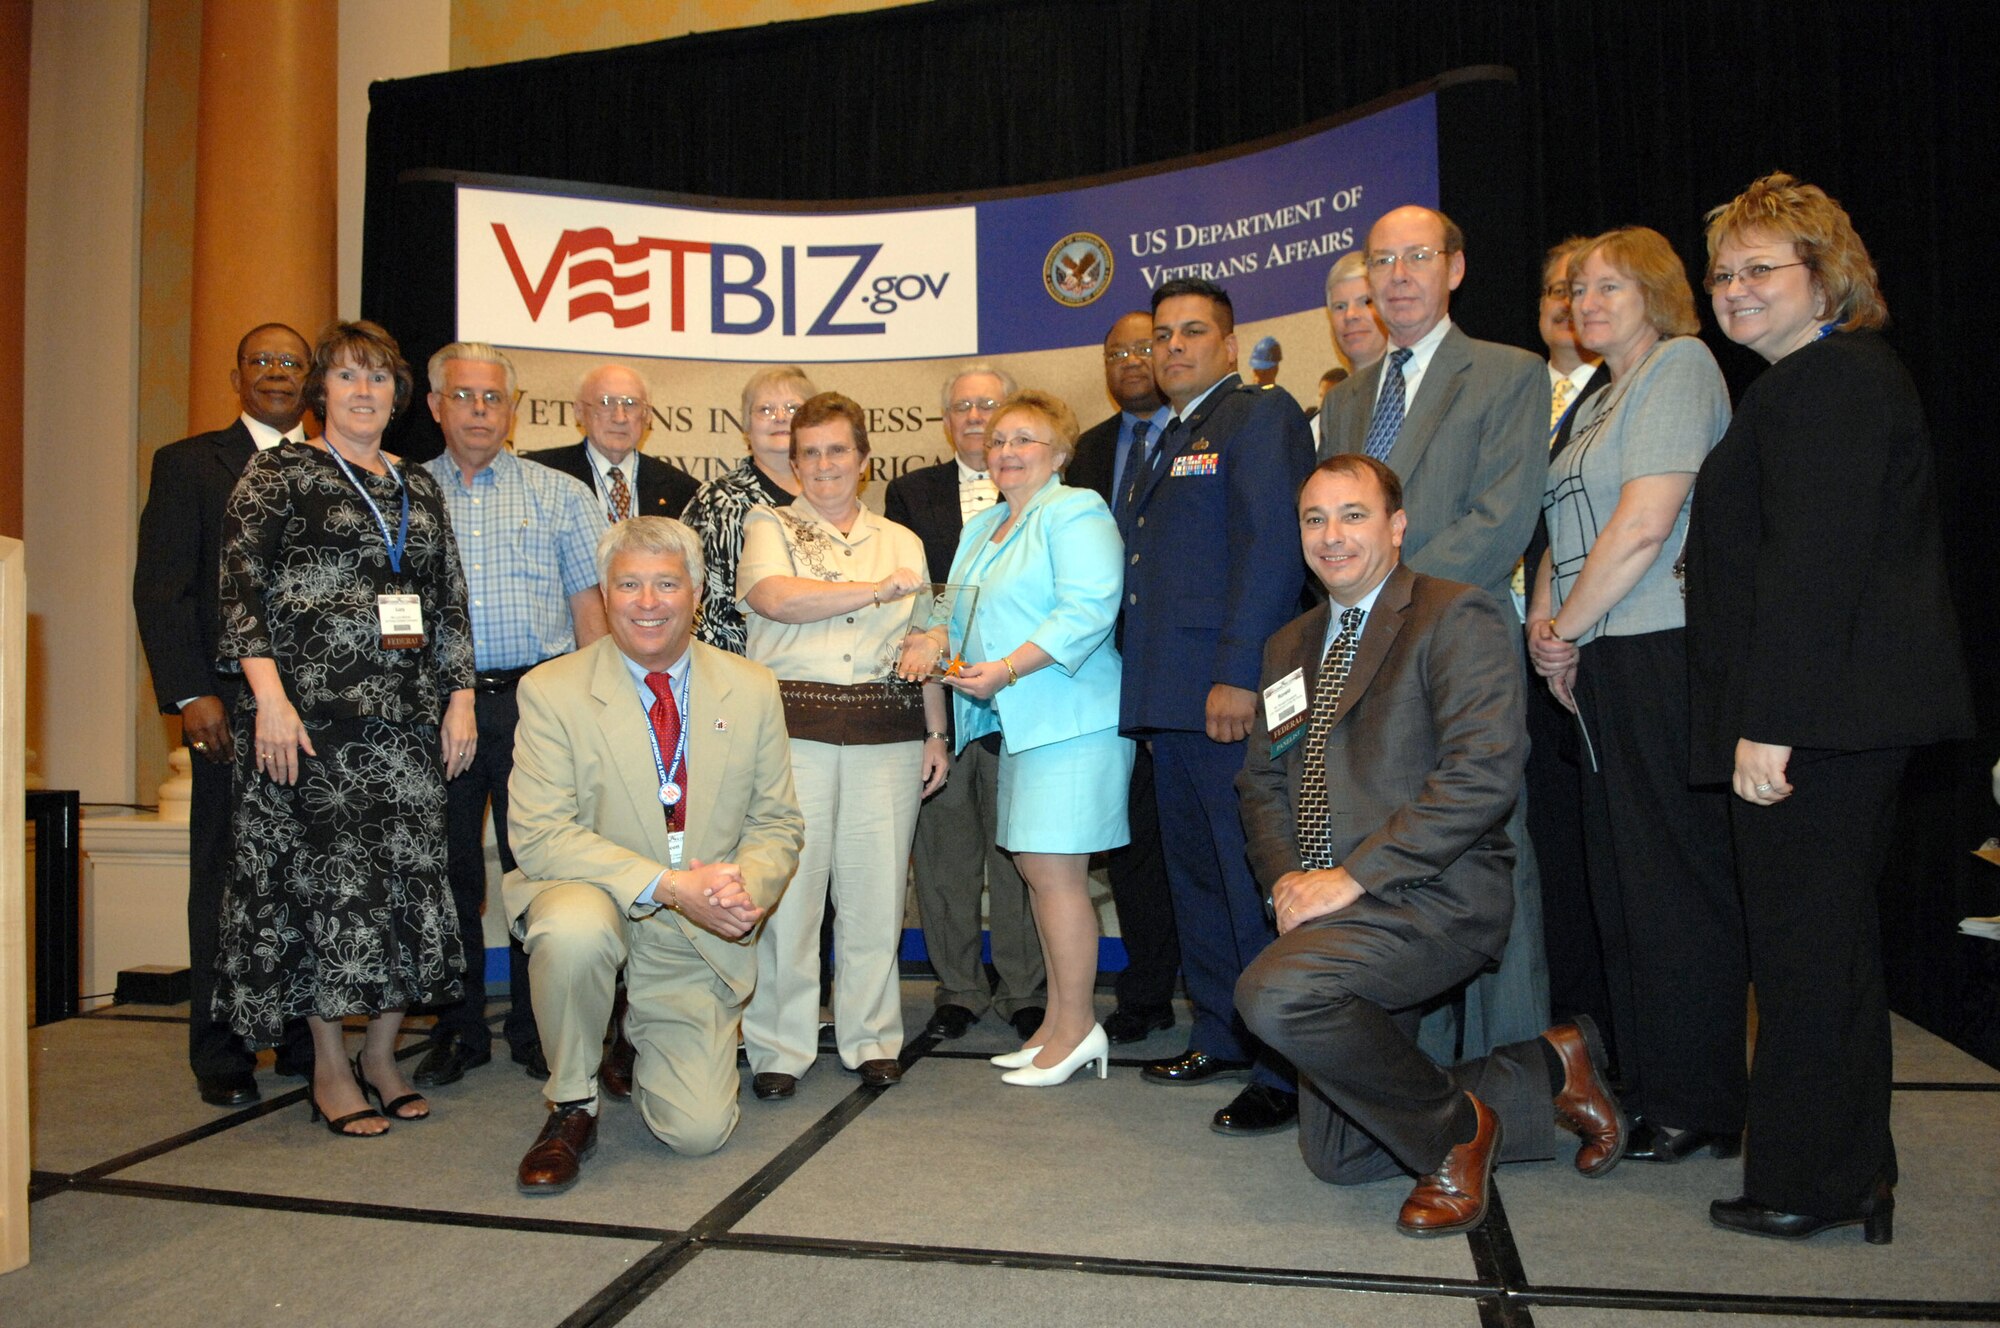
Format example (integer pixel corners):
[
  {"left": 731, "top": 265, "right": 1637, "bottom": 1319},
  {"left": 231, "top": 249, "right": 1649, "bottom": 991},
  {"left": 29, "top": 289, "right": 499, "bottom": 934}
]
[{"left": 212, "top": 442, "right": 474, "bottom": 1043}]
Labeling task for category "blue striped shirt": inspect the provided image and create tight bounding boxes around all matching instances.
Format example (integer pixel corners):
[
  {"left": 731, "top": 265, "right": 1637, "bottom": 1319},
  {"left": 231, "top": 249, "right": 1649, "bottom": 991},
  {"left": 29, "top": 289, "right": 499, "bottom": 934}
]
[{"left": 424, "top": 448, "right": 608, "bottom": 670}]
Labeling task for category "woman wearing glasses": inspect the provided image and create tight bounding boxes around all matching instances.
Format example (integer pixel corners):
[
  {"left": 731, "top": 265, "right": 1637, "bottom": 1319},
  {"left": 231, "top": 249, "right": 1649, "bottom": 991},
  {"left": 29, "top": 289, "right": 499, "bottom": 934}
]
[
  {"left": 736, "top": 392, "right": 947, "bottom": 1099},
  {"left": 1526, "top": 227, "right": 1743, "bottom": 1169},
  {"left": 214, "top": 320, "right": 475, "bottom": 1136},
  {"left": 682, "top": 365, "right": 816, "bottom": 654},
  {"left": 901, "top": 390, "right": 1135, "bottom": 1087},
  {"left": 1684, "top": 174, "right": 1971, "bottom": 1244}
]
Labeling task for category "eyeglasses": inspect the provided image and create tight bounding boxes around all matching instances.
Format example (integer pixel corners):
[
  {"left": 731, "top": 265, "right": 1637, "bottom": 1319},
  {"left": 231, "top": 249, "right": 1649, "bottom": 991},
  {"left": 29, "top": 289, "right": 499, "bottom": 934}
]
[
  {"left": 987, "top": 434, "right": 1052, "bottom": 453},
  {"left": 1366, "top": 246, "right": 1454, "bottom": 273},
  {"left": 242, "top": 353, "right": 305, "bottom": 372},
  {"left": 797, "top": 443, "right": 857, "bottom": 463},
  {"left": 1703, "top": 261, "right": 1808, "bottom": 294},
  {"left": 946, "top": 397, "right": 1000, "bottom": 416},
  {"left": 445, "top": 388, "right": 507, "bottom": 408},
  {"left": 1542, "top": 283, "right": 1571, "bottom": 300},
  {"left": 1103, "top": 344, "right": 1154, "bottom": 362},
  {"left": 589, "top": 394, "right": 646, "bottom": 415},
  {"left": 755, "top": 401, "right": 802, "bottom": 421}
]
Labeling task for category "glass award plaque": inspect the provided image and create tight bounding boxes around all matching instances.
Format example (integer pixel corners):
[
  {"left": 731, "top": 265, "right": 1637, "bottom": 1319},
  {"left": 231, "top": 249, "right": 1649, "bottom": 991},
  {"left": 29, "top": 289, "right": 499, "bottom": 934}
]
[{"left": 880, "top": 582, "right": 980, "bottom": 680}]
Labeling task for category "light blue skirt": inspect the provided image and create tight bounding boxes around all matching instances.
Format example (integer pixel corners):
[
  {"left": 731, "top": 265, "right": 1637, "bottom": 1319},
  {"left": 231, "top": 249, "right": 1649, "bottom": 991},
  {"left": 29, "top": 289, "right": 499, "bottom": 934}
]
[{"left": 993, "top": 725, "right": 1136, "bottom": 854}]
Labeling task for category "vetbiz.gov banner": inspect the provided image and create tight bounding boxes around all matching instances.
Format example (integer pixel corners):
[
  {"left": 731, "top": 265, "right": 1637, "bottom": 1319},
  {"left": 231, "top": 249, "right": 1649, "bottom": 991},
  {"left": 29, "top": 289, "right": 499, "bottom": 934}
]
[{"left": 453, "top": 92, "right": 1437, "bottom": 504}]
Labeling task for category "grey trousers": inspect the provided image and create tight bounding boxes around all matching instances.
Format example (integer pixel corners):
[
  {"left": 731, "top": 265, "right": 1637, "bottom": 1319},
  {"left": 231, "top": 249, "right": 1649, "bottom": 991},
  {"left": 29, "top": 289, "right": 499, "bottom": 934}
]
[
  {"left": 1237, "top": 893, "right": 1559, "bottom": 1183},
  {"left": 910, "top": 738, "right": 1044, "bottom": 1018}
]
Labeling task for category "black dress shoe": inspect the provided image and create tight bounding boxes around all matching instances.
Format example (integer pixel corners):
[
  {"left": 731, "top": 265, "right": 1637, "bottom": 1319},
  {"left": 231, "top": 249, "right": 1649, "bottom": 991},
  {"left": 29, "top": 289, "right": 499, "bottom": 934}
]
[
  {"left": 1625, "top": 1116, "right": 1741, "bottom": 1163},
  {"left": 196, "top": 1072, "right": 259, "bottom": 1108},
  {"left": 858, "top": 1058, "right": 904, "bottom": 1087},
  {"left": 412, "top": 1034, "right": 492, "bottom": 1088},
  {"left": 1141, "top": 1049, "right": 1251, "bottom": 1086},
  {"left": 1009, "top": 1007, "right": 1046, "bottom": 1040},
  {"left": 1711, "top": 1181, "right": 1893, "bottom": 1245},
  {"left": 1211, "top": 1084, "right": 1299, "bottom": 1135},
  {"left": 271, "top": 1052, "right": 315, "bottom": 1079},
  {"left": 923, "top": 1004, "right": 977, "bottom": 1039},
  {"left": 752, "top": 1072, "right": 797, "bottom": 1100},
  {"left": 512, "top": 1040, "right": 550, "bottom": 1080},
  {"left": 1104, "top": 1006, "right": 1175, "bottom": 1045}
]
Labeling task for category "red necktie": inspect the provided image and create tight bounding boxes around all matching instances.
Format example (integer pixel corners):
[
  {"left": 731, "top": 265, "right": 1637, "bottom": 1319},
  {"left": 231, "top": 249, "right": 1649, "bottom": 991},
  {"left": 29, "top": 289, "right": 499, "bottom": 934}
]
[{"left": 645, "top": 671, "right": 685, "bottom": 831}]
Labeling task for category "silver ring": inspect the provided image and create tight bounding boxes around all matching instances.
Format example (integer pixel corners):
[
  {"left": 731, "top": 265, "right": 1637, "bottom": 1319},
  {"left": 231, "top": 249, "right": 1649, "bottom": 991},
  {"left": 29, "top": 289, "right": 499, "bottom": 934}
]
[{"left": 1754, "top": 782, "right": 1773, "bottom": 793}]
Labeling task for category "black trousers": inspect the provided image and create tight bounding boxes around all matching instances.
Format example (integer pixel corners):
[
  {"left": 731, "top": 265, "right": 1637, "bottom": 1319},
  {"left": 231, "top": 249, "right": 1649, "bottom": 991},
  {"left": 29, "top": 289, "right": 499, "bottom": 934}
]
[
  {"left": 1524, "top": 647, "right": 1610, "bottom": 1043},
  {"left": 435, "top": 683, "right": 537, "bottom": 1053},
  {"left": 1573, "top": 630, "right": 1746, "bottom": 1132},
  {"left": 1104, "top": 742, "right": 1180, "bottom": 1013},
  {"left": 1732, "top": 745, "right": 1908, "bottom": 1217},
  {"left": 189, "top": 677, "right": 310, "bottom": 1077},
  {"left": 1237, "top": 893, "right": 1560, "bottom": 1183}
]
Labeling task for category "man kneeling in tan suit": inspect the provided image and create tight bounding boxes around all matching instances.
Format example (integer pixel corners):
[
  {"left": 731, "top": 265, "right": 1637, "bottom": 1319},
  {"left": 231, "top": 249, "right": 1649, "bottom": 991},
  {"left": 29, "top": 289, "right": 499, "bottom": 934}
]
[{"left": 506, "top": 517, "right": 803, "bottom": 1193}]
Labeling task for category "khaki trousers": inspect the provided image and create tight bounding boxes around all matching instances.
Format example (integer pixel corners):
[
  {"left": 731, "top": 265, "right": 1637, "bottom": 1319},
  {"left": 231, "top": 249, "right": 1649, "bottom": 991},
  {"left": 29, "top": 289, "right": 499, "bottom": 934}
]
[{"left": 520, "top": 881, "right": 741, "bottom": 1156}]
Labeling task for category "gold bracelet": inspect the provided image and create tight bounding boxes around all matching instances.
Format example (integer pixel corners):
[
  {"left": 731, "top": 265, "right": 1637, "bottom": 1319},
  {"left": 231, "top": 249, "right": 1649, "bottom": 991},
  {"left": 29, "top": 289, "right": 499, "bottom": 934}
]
[
  {"left": 1001, "top": 655, "right": 1020, "bottom": 686},
  {"left": 663, "top": 870, "right": 681, "bottom": 913}
]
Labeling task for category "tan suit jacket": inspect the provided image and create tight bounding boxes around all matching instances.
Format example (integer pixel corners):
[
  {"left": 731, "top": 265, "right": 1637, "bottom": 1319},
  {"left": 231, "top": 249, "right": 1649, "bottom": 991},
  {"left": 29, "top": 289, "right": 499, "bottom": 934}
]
[{"left": 505, "top": 636, "right": 803, "bottom": 1000}]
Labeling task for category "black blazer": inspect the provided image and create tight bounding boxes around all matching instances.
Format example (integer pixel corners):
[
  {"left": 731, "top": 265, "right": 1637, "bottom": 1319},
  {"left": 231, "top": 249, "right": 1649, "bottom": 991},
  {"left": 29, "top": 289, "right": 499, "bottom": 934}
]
[
  {"left": 1684, "top": 330, "right": 1972, "bottom": 781},
  {"left": 133, "top": 420, "right": 257, "bottom": 709},
  {"left": 525, "top": 441, "right": 699, "bottom": 521},
  {"left": 882, "top": 459, "right": 964, "bottom": 591},
  {"left": 1067, "top": 413, "right": 1122, "bottom": 507}
]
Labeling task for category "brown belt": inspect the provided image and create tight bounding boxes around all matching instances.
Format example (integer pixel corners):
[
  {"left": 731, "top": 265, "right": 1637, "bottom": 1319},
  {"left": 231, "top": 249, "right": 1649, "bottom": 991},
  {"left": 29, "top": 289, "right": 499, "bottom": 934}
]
[{"left": 777, "top": 679, "right": 926, "bottom": 746}]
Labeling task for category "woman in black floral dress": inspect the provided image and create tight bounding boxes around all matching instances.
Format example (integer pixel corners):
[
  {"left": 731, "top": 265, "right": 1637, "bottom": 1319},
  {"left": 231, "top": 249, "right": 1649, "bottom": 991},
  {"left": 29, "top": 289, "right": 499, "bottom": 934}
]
[{"left": 215, "top": 320, "right": 476, "bottom": 1136}]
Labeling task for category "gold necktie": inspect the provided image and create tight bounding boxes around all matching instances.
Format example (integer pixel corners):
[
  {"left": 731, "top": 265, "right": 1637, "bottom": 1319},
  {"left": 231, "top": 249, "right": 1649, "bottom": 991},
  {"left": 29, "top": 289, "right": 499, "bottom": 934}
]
[{"left": 1550, "top": 377, "right": 1575, "bottom": 432}]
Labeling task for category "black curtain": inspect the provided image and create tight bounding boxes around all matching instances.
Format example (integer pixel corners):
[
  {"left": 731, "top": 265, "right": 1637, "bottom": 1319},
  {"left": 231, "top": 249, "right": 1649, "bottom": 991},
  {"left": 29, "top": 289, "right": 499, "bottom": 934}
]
[{"left": 364, "top": 0, "right": 2000, "bottom": 1062}]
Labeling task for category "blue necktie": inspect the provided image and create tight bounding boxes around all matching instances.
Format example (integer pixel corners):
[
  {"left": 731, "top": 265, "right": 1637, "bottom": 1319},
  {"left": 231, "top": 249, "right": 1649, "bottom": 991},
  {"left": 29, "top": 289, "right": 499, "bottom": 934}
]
[
  {"left": 1117, "top": 419, "right": 1152, "bottom": 514},
  {"left": 1363, "top": 348, "right": 1413, "bottom": 461}
]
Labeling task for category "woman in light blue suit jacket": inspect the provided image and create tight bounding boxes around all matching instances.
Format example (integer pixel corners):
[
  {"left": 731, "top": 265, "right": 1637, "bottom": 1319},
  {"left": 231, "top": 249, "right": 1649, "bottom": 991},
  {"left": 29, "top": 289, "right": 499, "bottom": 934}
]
[{"left": 900, "top": 391, "right": 1134, "bottom": 1088}]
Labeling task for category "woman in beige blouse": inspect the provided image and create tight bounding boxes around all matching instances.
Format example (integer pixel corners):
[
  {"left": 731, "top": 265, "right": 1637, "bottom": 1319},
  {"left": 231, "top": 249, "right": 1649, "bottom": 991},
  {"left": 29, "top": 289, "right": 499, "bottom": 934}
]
[{"left": 735, "top": 392, "right": 948, "bottom": 1099}]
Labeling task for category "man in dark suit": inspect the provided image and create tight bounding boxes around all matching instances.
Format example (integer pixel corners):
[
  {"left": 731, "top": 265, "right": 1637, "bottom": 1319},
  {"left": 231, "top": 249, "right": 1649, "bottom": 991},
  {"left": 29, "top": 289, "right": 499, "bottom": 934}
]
[
  {"left": 526, "top": 363, "right": 699, "bottom": 524},
  {"left": 885, "top": 366, "right": 1046, "bottom": 1043},
  {"left": 1317, "top": 205, "right": 1551, "bottom": 1063},
  {"left": 1120, "top": 278, "right": 1314, "bottom": 1134},
  {"left": 1068, "top": 311, "right": 1179, "bottom": 1043},
  {"left": 1234, "top": 455, "right": 1625, "bottom": 1236},
  {"left": 133, "top": 322, "right": 316, "bottom": 1106}
]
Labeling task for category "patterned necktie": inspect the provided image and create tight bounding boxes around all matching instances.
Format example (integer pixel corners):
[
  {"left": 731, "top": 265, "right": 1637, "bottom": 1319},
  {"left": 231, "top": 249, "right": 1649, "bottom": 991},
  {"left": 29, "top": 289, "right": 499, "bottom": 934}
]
[
  {"left": 1550, "top": 377, "right": 1575, "bottom": 434},
  {"left": 607, "top": 465, "right": 632, "bottom": 522},
  {"left": 1363, "top": 348, "right": 1413, "bottom": 461},
  {"left": 1296, "top": 606, "right": 1364, "bottom": 870},
  {"left": 1117, "top": 419, "right": 1153, "bottom": 514},
  {"left": 645, "top": 671, "right": 686, "bottom": 831}
]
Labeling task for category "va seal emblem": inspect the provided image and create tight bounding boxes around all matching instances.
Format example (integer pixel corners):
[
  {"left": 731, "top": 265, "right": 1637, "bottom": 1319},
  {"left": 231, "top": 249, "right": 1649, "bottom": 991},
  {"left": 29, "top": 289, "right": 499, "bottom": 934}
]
[{"left": 1044, "top": 233, "right": 1114, "bottom": 307}]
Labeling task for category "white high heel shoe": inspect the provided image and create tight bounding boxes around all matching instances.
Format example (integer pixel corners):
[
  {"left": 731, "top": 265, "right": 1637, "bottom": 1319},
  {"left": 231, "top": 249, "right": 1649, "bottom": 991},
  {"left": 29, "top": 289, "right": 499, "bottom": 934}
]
[
  {"left": 1000, "top": 1025, "right": 1109, "bottom": 1087},
  {"left": 990, "top": 1043, "right": 1044, "bottom": 1069}
]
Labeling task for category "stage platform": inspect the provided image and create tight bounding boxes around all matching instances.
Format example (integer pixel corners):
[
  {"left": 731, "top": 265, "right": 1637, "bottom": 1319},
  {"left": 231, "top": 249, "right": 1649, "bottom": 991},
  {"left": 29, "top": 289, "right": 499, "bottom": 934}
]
[{"left": 14, "top": 986, "right": 1999, "bottom": 1325}]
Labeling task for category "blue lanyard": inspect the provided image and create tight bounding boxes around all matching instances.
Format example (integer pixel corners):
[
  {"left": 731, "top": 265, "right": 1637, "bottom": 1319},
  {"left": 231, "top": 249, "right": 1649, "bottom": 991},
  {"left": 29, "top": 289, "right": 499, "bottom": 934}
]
[
  {"left": 324, "top": 440, "right": 411, "bottom": 574},
  {"left": 1815, "top": 322, "right": 1841, "bottom": 342},
  {"left": 642, "top": 670, "right": 690, "bottom": 807}
]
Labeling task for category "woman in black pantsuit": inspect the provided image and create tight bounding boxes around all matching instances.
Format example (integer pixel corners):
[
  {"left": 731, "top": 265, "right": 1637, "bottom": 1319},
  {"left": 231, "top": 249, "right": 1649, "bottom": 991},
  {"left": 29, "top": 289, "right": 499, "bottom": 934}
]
[{"left": 1685, "top": 174, "right": 1973, "bottom": 1244}]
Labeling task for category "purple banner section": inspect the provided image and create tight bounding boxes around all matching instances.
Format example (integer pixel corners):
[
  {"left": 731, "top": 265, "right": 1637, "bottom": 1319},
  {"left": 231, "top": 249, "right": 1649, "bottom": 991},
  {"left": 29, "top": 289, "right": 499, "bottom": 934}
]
[{"left": 975, "top": 93, "right": 1437, "bottom": 353}]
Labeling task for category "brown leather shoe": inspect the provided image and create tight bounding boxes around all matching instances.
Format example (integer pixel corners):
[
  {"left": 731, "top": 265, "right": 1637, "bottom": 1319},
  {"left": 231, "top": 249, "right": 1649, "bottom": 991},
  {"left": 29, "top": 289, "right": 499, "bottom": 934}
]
[
  {"left": 1397, "top": 1094, "right": 1501, "bottom": 1237},
  {"left": 857, "top": 1058, "right": 903, "bottom": 1087},
  {"left": 517, "top": 1103, "right": 597, "bottom": 1196},
  {"left": 599, "top": 1030, "right": 637, "bottom": 1100},
  {"left": 1545, "top": 1016, "right": 1628, "bottom": 1177}
]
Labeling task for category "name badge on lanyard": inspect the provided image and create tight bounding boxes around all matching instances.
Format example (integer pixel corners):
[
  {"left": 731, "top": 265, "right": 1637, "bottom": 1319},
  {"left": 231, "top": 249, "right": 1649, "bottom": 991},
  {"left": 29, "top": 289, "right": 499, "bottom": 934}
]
[
  {"left": 1263, "top": 667, "right": 1310, "bottom": 759},
  {"left": 644, "top": 670, "right": 691, "bottom": 862},
  {"left": 325, "top": 439, "right": 421, "bottom": 649}
]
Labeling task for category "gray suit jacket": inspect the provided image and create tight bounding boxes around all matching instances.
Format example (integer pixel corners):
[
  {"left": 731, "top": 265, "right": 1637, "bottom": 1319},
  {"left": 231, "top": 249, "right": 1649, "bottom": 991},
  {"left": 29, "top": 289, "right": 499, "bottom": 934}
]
[
  {"left": 1318, "top": 324, "right": 1546, "bottom": 613},
  {"left": 504, "top": 637, "right": 804, "bottom": 999},
  {"left": 1235, "top": 563, "right": 1527, "bottom": 962}
]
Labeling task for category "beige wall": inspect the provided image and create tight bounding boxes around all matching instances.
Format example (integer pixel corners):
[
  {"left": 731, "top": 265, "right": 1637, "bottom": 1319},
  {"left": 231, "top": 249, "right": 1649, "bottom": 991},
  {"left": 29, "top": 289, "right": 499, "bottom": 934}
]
[{"left": 446, "top": 0, "right": 924, "bottom": 70}]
